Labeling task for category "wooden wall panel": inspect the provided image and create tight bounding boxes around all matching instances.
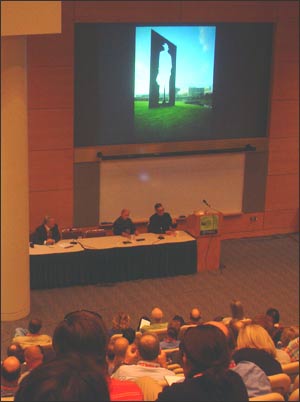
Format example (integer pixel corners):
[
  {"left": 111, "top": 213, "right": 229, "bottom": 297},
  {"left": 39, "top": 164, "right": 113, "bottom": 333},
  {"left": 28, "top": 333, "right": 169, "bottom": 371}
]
[
  {"left": 28, "top": 109, "right": 73, "bottom": 151},
  {"left": 180, "top": 1, "right": 276, "bottom": 22},
  {"left": 268, "top": 137, "right": 299, "bottom": 175},
  {"left": 74, "top": 1, "right": 181, "bottom": 22},
  {"left": 29, "top": 149, "right": 73, "bottom": 192},
  {"left": 265, "top": 174, "right": 299, "bottom": 211},
  {"left": 268, "top": 100, "right": 299, "bottom": 138},
  {"left": 274, "top": 20, "right": 299, "bottom": 62},
  {"left": 271, "top": 60, "right": 299, "bottom": 100},
  {"left": 27, "top": 1, "right": 73, "bottom": 67},
  {"left": 264, "top": 209, "right": 299, "bottom": 231},
  {"left": 222, "top": 213, "right": 264, "bottom": 235},
  {"left": 28, "top": 67, "right": 73, "bottom": 109},
  {"left": 29, "top": 189, "right": 73, "bottom": 231}
]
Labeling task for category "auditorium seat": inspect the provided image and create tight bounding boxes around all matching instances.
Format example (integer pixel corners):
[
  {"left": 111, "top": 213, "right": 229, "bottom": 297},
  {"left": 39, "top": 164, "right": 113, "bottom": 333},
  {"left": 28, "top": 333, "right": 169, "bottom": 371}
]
[
  {"left": 83, "top": 228, "right": 106, "bottom": 238},
  {"left": 61, "top": 227, "right": 83, "bottom": 240},
  {"left": 249, "top": 392, "right": 284, "bottom": 401},
  {"left": 268, "top": 373, "right": 291, "bottom": 396}
]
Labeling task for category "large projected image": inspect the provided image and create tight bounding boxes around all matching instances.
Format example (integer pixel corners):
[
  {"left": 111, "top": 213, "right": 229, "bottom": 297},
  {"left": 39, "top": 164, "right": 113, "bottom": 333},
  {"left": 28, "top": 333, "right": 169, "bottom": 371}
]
[
  {"left": 74, "top": 23, "right": 273, "bottom": 147},
  {"left": 134, "top": 26, "right": 216, "bottom": 142}
]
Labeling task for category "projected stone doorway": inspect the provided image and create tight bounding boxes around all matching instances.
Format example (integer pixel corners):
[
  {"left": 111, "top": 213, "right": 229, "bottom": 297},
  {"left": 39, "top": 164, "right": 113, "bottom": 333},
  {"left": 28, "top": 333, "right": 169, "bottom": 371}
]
[{"left": 149, "top": 30, "right": 177, "bottom": 108}]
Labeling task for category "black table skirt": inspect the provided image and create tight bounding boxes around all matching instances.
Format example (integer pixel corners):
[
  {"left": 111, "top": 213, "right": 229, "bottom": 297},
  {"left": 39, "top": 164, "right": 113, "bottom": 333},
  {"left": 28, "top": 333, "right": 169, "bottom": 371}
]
[{"left": 30, "top": 241, "right": 197, "bottom": 289}]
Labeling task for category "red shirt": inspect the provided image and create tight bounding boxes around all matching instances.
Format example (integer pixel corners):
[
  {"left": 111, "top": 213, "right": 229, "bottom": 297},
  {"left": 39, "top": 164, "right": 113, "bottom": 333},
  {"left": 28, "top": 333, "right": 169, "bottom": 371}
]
[{"left": 108, "top": 377, "right": 144, "bottom": 401}]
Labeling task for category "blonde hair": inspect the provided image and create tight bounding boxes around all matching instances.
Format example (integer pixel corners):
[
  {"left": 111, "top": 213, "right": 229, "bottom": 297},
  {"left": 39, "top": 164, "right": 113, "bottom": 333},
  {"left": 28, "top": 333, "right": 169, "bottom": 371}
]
[{"left": 237, "top": 324, "right": 276, "bottom": 357}]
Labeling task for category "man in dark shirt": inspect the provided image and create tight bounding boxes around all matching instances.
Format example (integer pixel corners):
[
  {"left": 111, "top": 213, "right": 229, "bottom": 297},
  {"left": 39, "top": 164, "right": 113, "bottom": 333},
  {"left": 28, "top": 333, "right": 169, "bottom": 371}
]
[
  {"left": 31, "top": 216, "right": 61, "bottom": 245},
  {"left": 113, "top": 209, "right": 138, "bottom": 238},
  {"left": 148, "top": 203, "right": 177, "bottom": 234}
]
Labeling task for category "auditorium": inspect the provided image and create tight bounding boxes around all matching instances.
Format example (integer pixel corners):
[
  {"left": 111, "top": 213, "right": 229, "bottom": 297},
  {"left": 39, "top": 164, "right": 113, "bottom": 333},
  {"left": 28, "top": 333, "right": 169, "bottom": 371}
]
[{"left": 1, "top": 2, "right": 299, "bottom": 401}]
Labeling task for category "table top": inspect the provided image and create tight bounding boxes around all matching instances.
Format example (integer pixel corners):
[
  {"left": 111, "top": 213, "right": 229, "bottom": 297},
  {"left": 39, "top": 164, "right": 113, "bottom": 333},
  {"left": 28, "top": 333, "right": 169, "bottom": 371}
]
[{"left": 29, "top": 230, "right": 195, "bottom": 255}]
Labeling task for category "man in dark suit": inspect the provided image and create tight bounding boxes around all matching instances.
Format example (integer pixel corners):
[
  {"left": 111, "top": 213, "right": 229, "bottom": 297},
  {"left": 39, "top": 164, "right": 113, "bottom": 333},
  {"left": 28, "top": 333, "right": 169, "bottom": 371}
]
[
  {"left": 32, "top": 216, "right": 61, "bottom": 245},
  {"left": 148, "top": 203, "right": 177, "bottom": 234}
]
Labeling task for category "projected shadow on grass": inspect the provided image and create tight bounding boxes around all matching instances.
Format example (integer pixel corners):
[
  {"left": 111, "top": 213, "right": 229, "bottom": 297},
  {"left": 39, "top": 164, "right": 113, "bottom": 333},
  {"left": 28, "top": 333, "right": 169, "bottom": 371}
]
[{"left": 149, "top": 30, "right": 177, "bottom": 108}]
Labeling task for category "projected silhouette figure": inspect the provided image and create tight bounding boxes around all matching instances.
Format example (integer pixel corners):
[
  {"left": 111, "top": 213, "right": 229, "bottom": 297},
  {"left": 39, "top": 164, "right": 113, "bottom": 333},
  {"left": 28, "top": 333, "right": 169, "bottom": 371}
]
[{"left": 156, "top": 43, "right": 172, "bottom": 104}]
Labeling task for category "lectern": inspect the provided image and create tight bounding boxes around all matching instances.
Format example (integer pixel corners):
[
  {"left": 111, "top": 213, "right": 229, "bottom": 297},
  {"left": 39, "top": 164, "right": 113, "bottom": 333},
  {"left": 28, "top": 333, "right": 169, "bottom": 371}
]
[{"left": 186, "top": 211, "right": 223, "bottom": 272}]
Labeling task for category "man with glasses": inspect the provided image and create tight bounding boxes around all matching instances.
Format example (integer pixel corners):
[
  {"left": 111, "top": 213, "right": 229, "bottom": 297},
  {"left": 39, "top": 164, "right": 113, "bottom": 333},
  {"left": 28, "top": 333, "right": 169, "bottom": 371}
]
[{"left": 148, "top": 203, "right": 177, "bottom": 235}]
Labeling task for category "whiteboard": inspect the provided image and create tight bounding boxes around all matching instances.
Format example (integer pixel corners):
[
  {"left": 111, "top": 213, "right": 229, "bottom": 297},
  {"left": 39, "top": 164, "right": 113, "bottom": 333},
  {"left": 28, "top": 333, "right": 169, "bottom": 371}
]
[{"left": 99, "top": 153, "right": 245, "bottom": 223}]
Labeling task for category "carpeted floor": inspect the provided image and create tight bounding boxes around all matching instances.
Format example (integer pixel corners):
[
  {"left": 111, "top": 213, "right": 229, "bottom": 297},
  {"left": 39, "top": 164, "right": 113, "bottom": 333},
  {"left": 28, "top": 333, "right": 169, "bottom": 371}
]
[{"left": 1, "top": 232, "right": 299, "bottom": 359}]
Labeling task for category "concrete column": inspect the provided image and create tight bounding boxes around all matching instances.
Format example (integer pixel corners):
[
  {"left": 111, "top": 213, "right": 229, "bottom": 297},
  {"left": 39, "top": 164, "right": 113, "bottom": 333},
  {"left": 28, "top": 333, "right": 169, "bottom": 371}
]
[{"left": 1, "top": 36, "right": 30, "bottom": 320}]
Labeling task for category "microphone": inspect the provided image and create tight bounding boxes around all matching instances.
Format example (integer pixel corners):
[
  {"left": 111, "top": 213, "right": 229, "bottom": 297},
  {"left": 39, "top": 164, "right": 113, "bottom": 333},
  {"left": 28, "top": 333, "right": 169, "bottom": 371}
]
[
  {"left": 202, "top": 199, "right": 222, "bottom": 214},
  {"left": 202, "top": 199, "right": 211, "bottom": 208}
]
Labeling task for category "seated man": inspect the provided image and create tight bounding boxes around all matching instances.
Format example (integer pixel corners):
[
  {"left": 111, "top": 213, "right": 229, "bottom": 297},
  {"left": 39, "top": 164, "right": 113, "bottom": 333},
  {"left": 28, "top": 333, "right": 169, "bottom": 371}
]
[
  {"left": 140, "top": 307, "right": 168, "bottom": 333},
  {"left": 111, "top": 332, "right": 176, "bottom": 382},
  {"left": 1, "top": 356, "right": 22, "bottom": 399},
  {"left": 148, "top": 203, "right": 177, "bottom": 234},
  {"left": 12, "top": 318, "right": 52, "bottom": 349},
  {"left": 31, "top": 216, "right": 61, "bottom": 245},
  {"left": 113, "top": 209, "right": 138, "bottom": 238}
]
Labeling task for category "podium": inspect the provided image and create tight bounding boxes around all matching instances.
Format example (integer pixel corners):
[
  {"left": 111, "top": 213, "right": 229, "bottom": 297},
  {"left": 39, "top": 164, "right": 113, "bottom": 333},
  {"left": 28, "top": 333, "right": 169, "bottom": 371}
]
[{"left": 186, "top": 211, "right": 223, "bottom": 272}]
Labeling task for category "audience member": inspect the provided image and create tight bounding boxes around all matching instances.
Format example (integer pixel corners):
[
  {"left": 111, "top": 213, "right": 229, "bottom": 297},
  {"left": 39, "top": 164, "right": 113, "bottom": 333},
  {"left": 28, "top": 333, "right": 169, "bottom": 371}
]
[
  {"left": 112, "top": 209, "right": 138, "bottom": 238},
  {"left": 265, "top": 307, "right": 284, "bottom": 345},
  {"left": 140, "top": 307, "right": 168, "bottom": 332},
  {"left": 1, "top": 356, "right": 21, "bottom": 399},
  {"left": 6, "top": 343, "right": 25, "bottom": 364},
  {"left": 284, "top": 337, "right": 299, "bottom": 362},
  {"left": 12, "top": 318, "right": 52, "bottom": 349},
  {"left": 18, "top": 346, "right": 44, "bottom": 384},
  {"left": 233, "top": 323, "right": 283, "bottom": 376},
  {"left": 160, "top": 321, "right": 180, "bottom": 350},
  {"left": 172, "top": 315, "right": 185, "bottom": 327},
  {"left": 156, "top": 324, "right": 248, "bottom": 401},
  {"left": 108, "top": 312, "right": 133, "bottom": 338},
  {"left": 112, "top": 332, "right": 176, "bottom": 382},
  {"left": 186, "top": 307, "right": 202, "bottom": 325},
  {"left": 279, "top": 326, "right": 299, "bottom": 349},
  {"left": 148, "top": 203, "right": 177, "bottom": 234},
  {"left": 109, "top": 337, "right": 130, "bottom": 375},
  {"left": 205, "top": 321, "right": 272, "bottom": 399},
  {"left": 31, "top": 215, "right": 61, "bottom": 245},
  {"left": 14, "top": 353, "right": 110, "bottom": 401},
  {"left": 223, "top": 299, "right": 250, "bottom": 325},
  {"left": 52, "top": 309, "right": 143, "bottom": 401}
]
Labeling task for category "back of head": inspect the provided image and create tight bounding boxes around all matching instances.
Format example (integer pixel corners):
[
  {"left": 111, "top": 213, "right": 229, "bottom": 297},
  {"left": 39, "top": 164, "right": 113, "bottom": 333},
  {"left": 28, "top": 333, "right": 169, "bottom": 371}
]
[
  {"left": 113, "top": 337, "right": 129, "bottom": 359},
  {"left": 280, "top": 326, "right": 299, "bottom": 348},
  {"left": 24, "top": 345, "right": 44, "bottom": 367},
  {"left": 236, "top": 324, "right": 276, "bottom": 357},
  {"left": 53, "top": 310, "right": 108, "bottom": 363},
  {"left": 1, "top": 356, "right": 21, "bottom": 383},
  {"left": 28, "top": 318, "right": 42, "bottom": 334},
  {"left": 266, "top": 308, "right": 280, "bottom": 325},
  {"left": 138, "top": 332, "right": 160, "bottom": 361},
  {"left": 151, "top": 307, "right": 164, "bottom": 323},
  {"left": 112, "top": 312, "right": 131, "bottom": 330},
  {"left": 14, "top": 353, "right": 110, "bottom": 401},
  {"left": 189, "top": 307, "right": 202, "bottom": 323},
  {"left": 7, "top": 342, "right": 25, "bottom": 363},
  {"left": 167, "top": 321, "right": 179, "bottom": 340},
  {"left": 172, "top": 315, "right": 185, "bottom": 327},
  {"left": 230, "top": 300, "right": 244, "bottom": 320},
  {"left": 180, "top": 324, "right": 230, "bottom": 379}
]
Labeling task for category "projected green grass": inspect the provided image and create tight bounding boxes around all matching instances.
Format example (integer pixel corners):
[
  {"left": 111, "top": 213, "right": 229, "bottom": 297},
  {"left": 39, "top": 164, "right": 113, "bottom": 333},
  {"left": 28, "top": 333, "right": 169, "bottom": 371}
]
[{"left": 134, "top": 101, "right": 212, "bottom": 142}]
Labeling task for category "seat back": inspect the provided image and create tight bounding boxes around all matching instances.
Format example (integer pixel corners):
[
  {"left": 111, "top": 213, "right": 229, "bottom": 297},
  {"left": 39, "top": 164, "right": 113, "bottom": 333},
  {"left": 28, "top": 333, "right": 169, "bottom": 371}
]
[
  {"left": 178, "top": 324, "right": 197, "bottom": 340},
  {"left": 84, "top": 229, "right": 106, "bottom": 238},
  {"left": 61, "top": 228, "right": 83, "bottom": 239},
  {"left": 249, "top": 392, "right": 284, "bottom": 401},
  {"left": 282, "top": 361, "right": 299, "bottom": 384},
  {"left": 268, "top": 373, "right": 291, "bottom": 396}
]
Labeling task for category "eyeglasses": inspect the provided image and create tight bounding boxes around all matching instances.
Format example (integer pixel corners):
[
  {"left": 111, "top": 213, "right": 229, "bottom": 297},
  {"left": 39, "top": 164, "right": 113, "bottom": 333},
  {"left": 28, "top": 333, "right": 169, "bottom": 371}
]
[{"left": 64, "top": 309, "right": 103, "bottom": 323}]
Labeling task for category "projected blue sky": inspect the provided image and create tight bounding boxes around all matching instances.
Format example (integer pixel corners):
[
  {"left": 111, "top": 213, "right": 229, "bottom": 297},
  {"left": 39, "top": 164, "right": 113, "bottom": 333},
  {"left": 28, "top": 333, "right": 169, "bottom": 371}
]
[{"left": 135, "top": 26, "right": 216, "bottom": 96}]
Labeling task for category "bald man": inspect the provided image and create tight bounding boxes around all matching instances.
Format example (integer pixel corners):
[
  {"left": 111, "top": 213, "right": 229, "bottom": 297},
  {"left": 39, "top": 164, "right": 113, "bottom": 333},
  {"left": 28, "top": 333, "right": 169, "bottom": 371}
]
[
  {"left": 140, "top": 307, "right": 168, "bottom": 333},
  {"left": 112, "top": 209, "right": 138, "bottom": 238},
  {"left": 1, "top": 356, "right": 21, "bottom": 398},
  {"left": 112, "top": 332, "right": 176, "bottom": 382},
  {"left": 186, "top": 307, "right": 202, "bottom": 325}
]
